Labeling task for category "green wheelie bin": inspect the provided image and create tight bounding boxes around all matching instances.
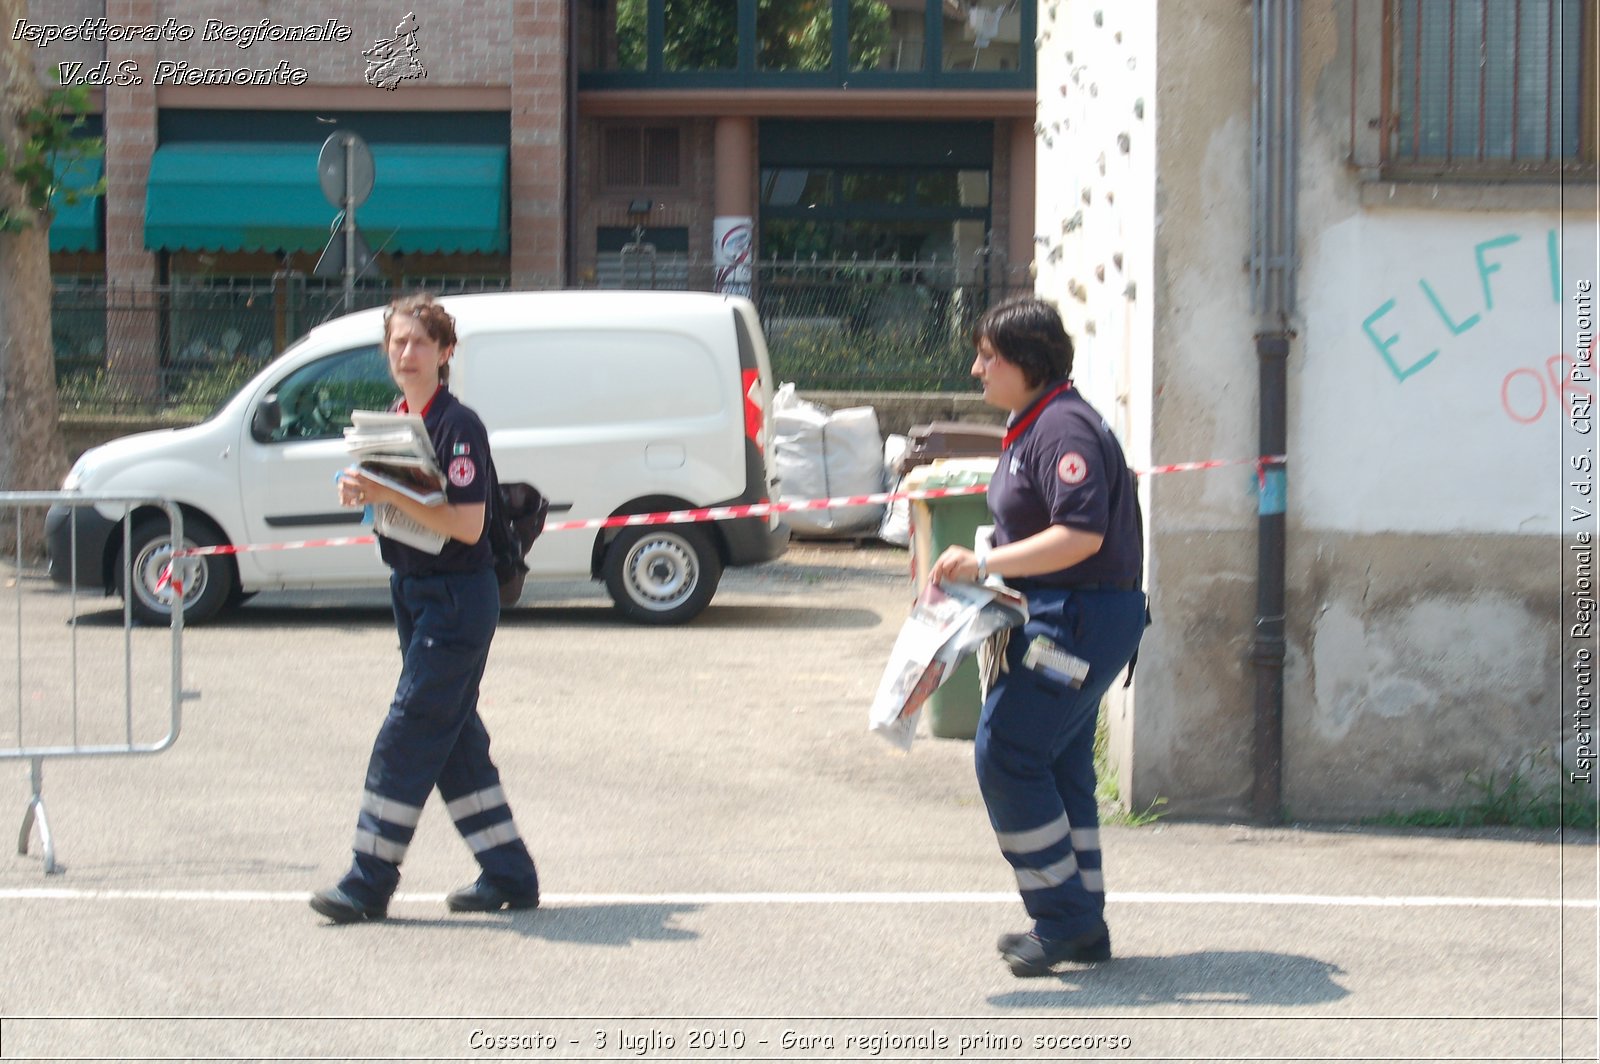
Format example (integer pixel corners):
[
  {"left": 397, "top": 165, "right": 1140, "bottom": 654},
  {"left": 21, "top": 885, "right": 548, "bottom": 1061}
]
[{"left": 905, "top": 457, "right": 998, "bottom": 740}]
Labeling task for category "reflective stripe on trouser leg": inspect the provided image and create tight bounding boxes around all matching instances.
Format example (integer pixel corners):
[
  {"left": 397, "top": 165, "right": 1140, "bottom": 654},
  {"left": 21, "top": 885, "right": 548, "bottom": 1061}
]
[
  {"left": 975, "top": 589, "right": 1146, "bottom": 941},
  {"left": 339, "top": 569, "right": 502, "bottom": 906},
  {"left": 1074, "top": 829, "right": 1105, "bottom": 893},
  {"left": 977, "top": 705, "right": 1101, "bottom": 939},
  {"left": 437, "top": 706, "right": 538, "bottom": 891},
  {"left": 351, "top": 790, "right": 423, "bottom": 865}
]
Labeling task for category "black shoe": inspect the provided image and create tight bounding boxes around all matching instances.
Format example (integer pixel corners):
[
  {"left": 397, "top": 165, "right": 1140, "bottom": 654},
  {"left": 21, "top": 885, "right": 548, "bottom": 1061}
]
[
  {"left": 445, "top": 877, "right": 540, "bottom": 913},
  {"left": 309, "top": 886, "right": 387, "bottom": 924},
  {"left": 1000, "top": 925, "right": 1111, "bottom": 977},
  {"left": 996, "top": 926, "right": 1102, "bottom": 954},
  {"left": 996, "top": 931, "right": 1031, "bottom": 954}
]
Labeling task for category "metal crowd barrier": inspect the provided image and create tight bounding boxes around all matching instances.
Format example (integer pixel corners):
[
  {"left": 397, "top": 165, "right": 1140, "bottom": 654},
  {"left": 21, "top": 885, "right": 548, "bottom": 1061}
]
[{"left": 1, "top": 492, "right": 195, "bottom": 874}]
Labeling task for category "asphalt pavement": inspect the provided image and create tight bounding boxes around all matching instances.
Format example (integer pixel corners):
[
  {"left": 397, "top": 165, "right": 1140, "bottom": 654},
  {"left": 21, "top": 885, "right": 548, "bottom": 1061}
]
[{"left": 1, "top": 541, "right": 1595, "bottom": 1062}]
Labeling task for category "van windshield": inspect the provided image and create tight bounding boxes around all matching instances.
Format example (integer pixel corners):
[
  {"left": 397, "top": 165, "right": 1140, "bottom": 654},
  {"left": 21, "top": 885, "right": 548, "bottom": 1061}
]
[{"left": 260, "top": 344, "right": 396, "bottom": 442}]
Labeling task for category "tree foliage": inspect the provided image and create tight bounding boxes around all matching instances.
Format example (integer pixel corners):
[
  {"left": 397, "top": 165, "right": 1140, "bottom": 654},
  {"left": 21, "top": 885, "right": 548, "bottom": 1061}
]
[
  {"left": 0, "top": 75, "right": 102, "bottom": 235},
  {"left": 0, "top": 25, "right": 95, "bottom": 545}
]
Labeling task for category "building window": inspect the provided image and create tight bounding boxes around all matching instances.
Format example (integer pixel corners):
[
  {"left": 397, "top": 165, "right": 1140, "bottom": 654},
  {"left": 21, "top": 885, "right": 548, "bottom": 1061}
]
[
  {"left": 579, "top": 0, "right": 645, "bottom": 70},
  {"left": 578, "top": 0, "right": 1033, "bottom": 87},
  {"left": 1384, "top": 0, "right": 1593, "bottom": 173},
  {"left": 760, "top": 165, "right": 991, "bottom": 263},
  {"left": 602, "top": 125, "right": 683, "bottom": 188},
  {"left": 941, "top": 0, "right": 1024, "bottom": 72},
  {"left": 663, "top": 0, "right": 738, "bottom": 71},
  {"left": 759, "top": 0, "right": 833, "bottom": 71},
  {"left": 852, "top": 0, "right": 923, "bottom": 72}
]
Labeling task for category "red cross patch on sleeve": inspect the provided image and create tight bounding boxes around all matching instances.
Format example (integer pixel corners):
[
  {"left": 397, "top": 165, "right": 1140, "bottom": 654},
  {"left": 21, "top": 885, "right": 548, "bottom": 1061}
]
[
  {"left": 448, "top": 456, "right": 477, "bottom": 487},
  {"left": 1057, "top": 451, "right": 1088, "bottom": 485}
]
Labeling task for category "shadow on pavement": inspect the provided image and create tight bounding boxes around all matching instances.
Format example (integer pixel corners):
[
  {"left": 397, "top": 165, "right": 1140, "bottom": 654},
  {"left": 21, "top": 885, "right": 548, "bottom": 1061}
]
[
  {"left": 369, "top": 903, "right": 701, "bottom": 947},
  {"left": 989, "top": 951, "right": 1348, "bottom": 1007},
  {"left": 62, "top": 605, "right": 397, "bottom": 630},
  {"left": 496, "top": 605, "right": 884, "bottom": 631},
  {"left": 216, "top": 606, "right": 395, "bottom": 629}
]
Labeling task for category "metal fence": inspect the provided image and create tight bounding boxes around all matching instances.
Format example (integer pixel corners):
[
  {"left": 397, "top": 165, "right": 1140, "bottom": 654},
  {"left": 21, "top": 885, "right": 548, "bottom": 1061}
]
[
  {"left": 53, "top": 256, "right": 1028, "bottom": 415},
  {"left": 52, "top": 275, "right": 511, "bottom": 418},
  {"left": 3, "top": 493, "right": 192, "bottom": 874}
]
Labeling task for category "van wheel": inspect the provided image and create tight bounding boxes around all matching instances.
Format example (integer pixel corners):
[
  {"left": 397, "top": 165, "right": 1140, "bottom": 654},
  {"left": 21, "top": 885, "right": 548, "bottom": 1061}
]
[
  {"left": 114, "top": 516, "right": 237, "bottom": 626},
  {"left": 603, "top": 526, "right": 722, "bottom": 624}
]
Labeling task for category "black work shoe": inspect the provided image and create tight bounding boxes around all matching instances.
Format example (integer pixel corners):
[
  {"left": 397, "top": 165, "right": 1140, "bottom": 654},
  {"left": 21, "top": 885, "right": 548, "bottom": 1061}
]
[
  {"left": 309, "top": 886, "right": 388, "bottom": 924},
  {"left": 1000, "top": 925, "right": 1112, "bottom": 977},
  {"left": 996, "top": 931, "right": 1031, "bottom": 954},
  {"left": 996, "top": 925, "right": 1103, "bottom": 954},
  {"left": 445, "top": 877, "right": 540, "bottom": 913}
]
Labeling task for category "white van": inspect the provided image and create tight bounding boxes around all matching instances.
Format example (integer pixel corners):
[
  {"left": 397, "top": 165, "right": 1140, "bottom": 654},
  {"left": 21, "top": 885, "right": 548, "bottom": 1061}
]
[{"left": 46, "top": 290, "right": 790, "bottom": 625}]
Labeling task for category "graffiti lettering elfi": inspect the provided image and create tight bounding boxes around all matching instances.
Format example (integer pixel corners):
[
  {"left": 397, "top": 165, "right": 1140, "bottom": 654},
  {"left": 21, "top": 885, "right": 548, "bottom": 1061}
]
[{"left": 1361, "top": 229, "right": 1594, "bottom": 425}]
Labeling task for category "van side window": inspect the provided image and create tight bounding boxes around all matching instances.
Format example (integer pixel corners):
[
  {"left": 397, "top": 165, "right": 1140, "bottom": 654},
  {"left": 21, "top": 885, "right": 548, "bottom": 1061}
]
[{"left": 260, "top": 345, "right": 397, "bottom": 442}]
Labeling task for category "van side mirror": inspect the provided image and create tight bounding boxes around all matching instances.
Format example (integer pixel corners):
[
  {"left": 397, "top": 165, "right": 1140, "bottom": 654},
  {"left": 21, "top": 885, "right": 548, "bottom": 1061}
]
[{"left": 251, "top": 395, "right": 282, "bottom": 442}]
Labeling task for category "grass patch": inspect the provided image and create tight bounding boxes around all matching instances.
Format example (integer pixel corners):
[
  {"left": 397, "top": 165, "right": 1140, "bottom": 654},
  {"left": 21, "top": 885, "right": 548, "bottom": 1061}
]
[
  {"left": 1364, "top": 754, "right": 1598, "bottom": 831},
  {"left": 1094, "top": 708, "right": 1167, "bottom": 827}
]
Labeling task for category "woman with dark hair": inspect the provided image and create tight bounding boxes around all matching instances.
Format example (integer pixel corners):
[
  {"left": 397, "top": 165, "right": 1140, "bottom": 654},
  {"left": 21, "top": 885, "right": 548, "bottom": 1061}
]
[
  {"left": 930, "top": 296, "right": 1146, "bottom": 977},
  {"left": 310, "top": 293, "right": 540, "bottom": 924}
]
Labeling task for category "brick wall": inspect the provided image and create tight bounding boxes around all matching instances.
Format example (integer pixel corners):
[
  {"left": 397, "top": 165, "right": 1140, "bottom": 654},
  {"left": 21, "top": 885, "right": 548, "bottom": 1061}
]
[
  {"left": 573, "top": 116, "right": 718, "bottom": 283},
  {"left": 28, "top": 1, "right": 523, "bottom": 85},
  {"left": 508, "top": 0, "right": 567, "bottom": 286},
  {"left": 102, "top": 0, "right": 160, "bottom": 397},
  {"left": 22, "top": 0, "right": 102, "bottom": 82}
]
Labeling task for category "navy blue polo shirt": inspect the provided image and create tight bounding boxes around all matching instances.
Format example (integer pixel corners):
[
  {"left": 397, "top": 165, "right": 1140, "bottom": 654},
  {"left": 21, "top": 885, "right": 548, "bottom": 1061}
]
[
  {"left": 378, "top": 386, "right": 494, "bottom": 576},
  {"left": 987, "top": 381, "right": 1142, "bottom": 588}
]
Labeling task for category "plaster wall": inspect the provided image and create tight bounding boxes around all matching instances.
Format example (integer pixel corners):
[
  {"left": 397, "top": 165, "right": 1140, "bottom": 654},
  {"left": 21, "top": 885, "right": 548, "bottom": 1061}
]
[
  {"left": 1034, "top": 0, "right": 1159, "bottom": 806},
  {"left": 1041, "top": 0, "right": 1596, "bottom": 819},
  {"left": 1279, "top": 0, "right": 1595, "bottom": 817}
]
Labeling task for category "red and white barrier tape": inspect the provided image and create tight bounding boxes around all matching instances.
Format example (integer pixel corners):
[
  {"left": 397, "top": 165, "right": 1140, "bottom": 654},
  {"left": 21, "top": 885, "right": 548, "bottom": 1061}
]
[{"left": 158, "top": 453, "right": 1287, "bottom": 576}]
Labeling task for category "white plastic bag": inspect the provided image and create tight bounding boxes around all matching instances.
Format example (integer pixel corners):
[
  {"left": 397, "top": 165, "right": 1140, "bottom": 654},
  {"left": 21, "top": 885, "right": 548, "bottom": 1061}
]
[
  {"left": 772, "top": 386, "right": 886, "bottom": 536},
  {"left": 878, "top": 435, "right": 911, "bottom": 546}
]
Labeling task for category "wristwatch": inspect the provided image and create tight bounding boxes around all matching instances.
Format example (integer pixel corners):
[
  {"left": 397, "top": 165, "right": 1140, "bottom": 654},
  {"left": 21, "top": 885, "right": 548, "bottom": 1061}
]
[{"left": 976, "top": 549, "right": 990, "bottom": 582}]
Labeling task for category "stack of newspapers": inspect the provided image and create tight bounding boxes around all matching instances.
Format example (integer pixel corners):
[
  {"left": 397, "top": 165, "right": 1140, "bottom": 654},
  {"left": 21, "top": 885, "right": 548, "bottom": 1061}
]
[
  {"left": 868, "top": 578, "right": 1028, "bottom": 751},
  {"left": 344, "top": 410, "right": 448, "bottom": 554}
]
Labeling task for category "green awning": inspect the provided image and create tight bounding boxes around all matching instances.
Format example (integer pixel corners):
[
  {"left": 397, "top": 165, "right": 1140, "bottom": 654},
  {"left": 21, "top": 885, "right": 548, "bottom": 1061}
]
[
  {"left": 144, "top": 142, "right": 508, "bottom": 255},
  {"left": 50, "top": 156, "right": 102, "bottom": 253}
]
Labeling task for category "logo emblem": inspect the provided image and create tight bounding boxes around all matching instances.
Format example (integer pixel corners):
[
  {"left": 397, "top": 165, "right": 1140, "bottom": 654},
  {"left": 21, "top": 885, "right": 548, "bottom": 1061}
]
[
  {"left": 1057, "top": 452, "right": 1088, "bottom": 485},
  {"left": 448, "top": 456, "right": 476, "bottom": 487},
  {"left": 364, "top": 12, "right": 427, "bottom": 90}
]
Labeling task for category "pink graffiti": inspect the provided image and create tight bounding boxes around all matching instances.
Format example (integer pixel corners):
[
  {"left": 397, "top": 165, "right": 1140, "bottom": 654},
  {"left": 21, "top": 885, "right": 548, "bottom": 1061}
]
[{"left": 1501, "top": 347, "right": 1596, "bottom": 425}]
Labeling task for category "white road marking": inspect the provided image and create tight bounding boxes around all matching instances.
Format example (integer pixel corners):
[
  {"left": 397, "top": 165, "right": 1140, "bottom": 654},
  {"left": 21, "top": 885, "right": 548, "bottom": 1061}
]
[{"left": 0, "top": 888, "right": 1593, "bottom": 908}]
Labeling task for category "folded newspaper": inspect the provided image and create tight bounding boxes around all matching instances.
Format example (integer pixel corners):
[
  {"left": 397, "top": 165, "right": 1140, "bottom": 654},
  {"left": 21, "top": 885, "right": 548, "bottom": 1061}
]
[
  {"left": 344, "top": 410, "right": 449, "bottom": 554},
  {"left": 869, "top": 579, "right": 1028, "bottom": 751}
]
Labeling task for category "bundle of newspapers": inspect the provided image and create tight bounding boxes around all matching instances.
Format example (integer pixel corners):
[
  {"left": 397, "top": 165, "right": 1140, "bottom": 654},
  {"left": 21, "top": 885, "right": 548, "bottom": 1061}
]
[
  {"left": 869, "top": 578, "right": 1028, "bottom": 751},
  {"left": 344, "top": 410, "right": 448, "bottom": 554}
]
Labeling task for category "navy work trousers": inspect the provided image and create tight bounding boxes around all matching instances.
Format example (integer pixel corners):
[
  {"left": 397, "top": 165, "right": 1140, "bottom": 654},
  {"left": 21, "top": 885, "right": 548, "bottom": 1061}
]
[
  {"left": 339, "top": 567, "right": 537, "bottom": 906},
  {"left": 975, "top": 587, "right": 1146, "bottom": 941}
]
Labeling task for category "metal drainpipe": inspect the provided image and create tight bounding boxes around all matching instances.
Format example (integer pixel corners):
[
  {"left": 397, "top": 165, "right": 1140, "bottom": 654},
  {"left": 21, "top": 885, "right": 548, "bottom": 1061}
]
[{"left": 1249, "top": 0, "right": 1298, "bottom": 822}]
